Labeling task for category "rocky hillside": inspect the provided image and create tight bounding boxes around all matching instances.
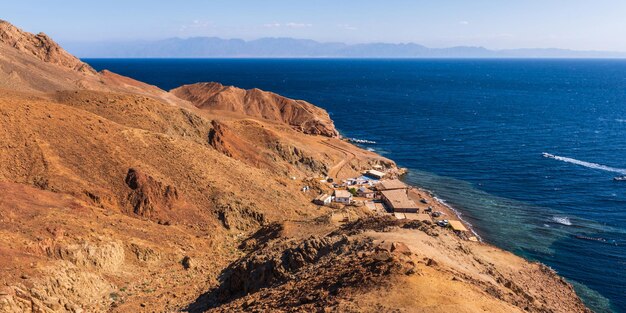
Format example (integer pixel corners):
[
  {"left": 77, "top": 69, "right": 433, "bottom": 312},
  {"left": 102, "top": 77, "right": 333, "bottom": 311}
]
[
  {"left": 0, "top": 20, "right": 591, "bottom": 313},
  {"left": 188, "top": 217, "right": 590, "bottom": 313},
  {"left": 171, "top": 82, "right": 338, "bottom": 137},
  {"left": 0, "top": 20, "right": 190, "bottom": 106},
  {"left": 0, "top": 20, "right": 94, "bottom": 73}
]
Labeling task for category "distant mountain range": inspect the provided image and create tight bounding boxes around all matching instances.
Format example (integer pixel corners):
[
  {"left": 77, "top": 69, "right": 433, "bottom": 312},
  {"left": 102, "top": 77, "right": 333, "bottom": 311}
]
[{"left": 63, "top": 37, "right": 626, "bottom": 58}]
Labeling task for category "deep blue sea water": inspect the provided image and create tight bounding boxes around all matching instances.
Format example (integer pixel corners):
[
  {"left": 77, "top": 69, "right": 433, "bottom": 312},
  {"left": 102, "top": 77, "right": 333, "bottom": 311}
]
[{"left": 85, "top": 58, "right": 626, "bottom": 312}]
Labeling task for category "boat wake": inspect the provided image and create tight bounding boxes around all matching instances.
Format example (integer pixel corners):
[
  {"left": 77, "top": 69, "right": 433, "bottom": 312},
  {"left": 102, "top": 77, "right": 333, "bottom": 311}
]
[{"left": 542, "top": 153, "right": 626, "bottom": 175}]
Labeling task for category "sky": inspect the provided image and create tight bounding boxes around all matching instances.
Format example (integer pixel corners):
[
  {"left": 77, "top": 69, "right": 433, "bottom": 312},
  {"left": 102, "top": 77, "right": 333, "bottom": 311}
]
[{"left": 3, "top": 0, "right": 626, "bottom": 51}]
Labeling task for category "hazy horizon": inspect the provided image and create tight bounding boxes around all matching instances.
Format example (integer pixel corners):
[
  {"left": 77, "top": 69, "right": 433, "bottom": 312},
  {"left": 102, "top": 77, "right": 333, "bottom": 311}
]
[
  {"left": 61, "top": 36, "right": 626, "bottom": 54},
  {"left": 63, "top": 36, "right": 626, "bottom": 59},
  {"left": 4, "top": 0, "right": 626, "bottom": 52}
]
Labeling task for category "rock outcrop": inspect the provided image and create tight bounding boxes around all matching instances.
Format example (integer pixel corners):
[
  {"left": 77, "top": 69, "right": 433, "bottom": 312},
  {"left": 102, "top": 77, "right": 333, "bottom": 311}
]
[
  {"left": 171, "top": 82, "right": 338, "bottom": 137},
  {"left": 188, "top": 233, "right": 417, "bottom": 312},
  {"left": 271, "top": 141, "right": 329, "bottom": 173},
  {"left": 124, "top": 168, "right": 180, "bottom": 218}
]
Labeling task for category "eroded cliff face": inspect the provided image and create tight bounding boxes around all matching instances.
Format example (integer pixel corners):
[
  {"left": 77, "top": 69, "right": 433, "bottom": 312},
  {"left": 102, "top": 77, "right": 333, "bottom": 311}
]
[
  {"left": 0, "top": 19, "right": 592, "bottom": 313},
  {"left": 171, "top": 82, "right": 339, "bottom": 137}
]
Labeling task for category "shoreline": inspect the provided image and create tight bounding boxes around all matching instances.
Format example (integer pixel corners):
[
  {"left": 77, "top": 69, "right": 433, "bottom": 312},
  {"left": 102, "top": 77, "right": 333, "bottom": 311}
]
[
  {"left": 404, "top": 181, "right": 481, "bottom": 241},
  {"left": 432, "top": 195, "right": 482, "bottom": 241},
  {"left": 361, "top": 152, "right": 610, "bottom": 312},
  {"left": 345, "top": 137, "right": 481, "bottom": 241}
]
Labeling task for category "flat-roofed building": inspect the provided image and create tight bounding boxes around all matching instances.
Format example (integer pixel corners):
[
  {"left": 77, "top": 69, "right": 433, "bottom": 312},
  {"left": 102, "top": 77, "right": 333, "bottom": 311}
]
[
  {"left": 448, "top": 220, "right": 469, "bottom": 232},
  {"left": 381, "top": 189, "right": 420, "bottom": 213},
  {"left": 365, "top": 169, "right": 385, "bottom": 179},
  {"left": 377, "top": 179, "right": 408, "bottom": 191},
  {"left": 333, "top": 189, "right": 352, "bottom": 204},
  {"left": 313, "top": 193, "right": 332, "bottom": 205}
]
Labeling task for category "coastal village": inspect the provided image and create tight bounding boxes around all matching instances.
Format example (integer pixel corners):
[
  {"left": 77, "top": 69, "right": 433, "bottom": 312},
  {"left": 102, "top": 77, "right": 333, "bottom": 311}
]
[{"left": 309, "top": 166, "right": 479, "bottom": 242}]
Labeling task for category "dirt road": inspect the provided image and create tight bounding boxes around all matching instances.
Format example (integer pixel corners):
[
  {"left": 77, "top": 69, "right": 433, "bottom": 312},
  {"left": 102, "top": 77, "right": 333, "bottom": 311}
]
[{"left": 321, "top": 140, "right": 356, "bottom": 179}]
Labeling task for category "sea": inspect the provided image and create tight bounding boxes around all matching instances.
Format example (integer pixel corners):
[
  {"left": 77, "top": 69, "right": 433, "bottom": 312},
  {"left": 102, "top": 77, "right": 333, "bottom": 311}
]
[{"left": 85, "top": 58, "right": 626, "bottom": 313}]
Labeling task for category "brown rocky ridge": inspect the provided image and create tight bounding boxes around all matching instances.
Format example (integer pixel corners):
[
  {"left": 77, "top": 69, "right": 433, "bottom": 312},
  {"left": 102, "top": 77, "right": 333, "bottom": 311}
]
[
  {"left": 171, "top": 82, "right": 339, "bottom": 137},
  {"left": 0, "top": 20, "right": 591, "bottom": 313},
  {"left": 0, "top": 20, "right": 94, "bottom": 74}
]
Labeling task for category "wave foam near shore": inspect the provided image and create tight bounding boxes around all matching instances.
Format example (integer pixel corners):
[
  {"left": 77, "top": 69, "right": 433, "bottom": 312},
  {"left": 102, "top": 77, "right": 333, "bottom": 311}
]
[
  {"left": 348, "top": 138, "right": 377, "bottom": 144},
  {"left": 433, "top": 195, "right": 483, "bottom": 241}
]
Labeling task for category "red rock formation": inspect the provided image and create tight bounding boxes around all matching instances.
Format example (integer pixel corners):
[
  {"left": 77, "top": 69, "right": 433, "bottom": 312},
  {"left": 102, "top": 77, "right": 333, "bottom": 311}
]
[
  {"left": 125, "top": 168, "right": 179, "bottom": 218},
  {"left": 171, "top": 82, "right": 338, "bottom": 137}
]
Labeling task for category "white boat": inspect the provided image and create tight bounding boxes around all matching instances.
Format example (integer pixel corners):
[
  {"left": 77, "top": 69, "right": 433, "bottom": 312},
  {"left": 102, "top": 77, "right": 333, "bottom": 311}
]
[
  {"left": 613, "top": 176, "right": 626, "bottom": 181},
  {"left": 542, "top": 152, "right": 556, "bottom": 159}
]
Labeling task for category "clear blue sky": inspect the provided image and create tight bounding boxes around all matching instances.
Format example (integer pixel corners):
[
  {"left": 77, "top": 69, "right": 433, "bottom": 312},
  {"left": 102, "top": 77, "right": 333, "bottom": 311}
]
[{"left": 3, "top": 0, "right": 626, "bottom": 51}]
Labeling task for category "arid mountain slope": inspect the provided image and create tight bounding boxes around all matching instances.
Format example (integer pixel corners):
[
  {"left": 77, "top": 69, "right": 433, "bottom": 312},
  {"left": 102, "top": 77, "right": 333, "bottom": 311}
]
[
  {"left": 0, "top": 20, "right": 592, "bottom": 313},
  {"left": 0, "top": 20, "right": 94, "bottom": 73},
  {"left": 0, "top": 89, "right": 352, "bottom": 229},
  {"left": 0, "top": 181, "right": 234, "bottom": 312},
  {"left": 171, "top": 82, "right": 338, "bottom": 137},
  {"left": 0, "top": 20, "right": 190, "bottom": 106},
  {"left": 0, "top": 20, "right": 394, "bottom": 312}
]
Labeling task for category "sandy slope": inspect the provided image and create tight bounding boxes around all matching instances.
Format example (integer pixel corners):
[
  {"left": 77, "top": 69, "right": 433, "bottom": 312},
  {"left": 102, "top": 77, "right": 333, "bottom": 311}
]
[{"left": 358, "top": 228, "right": 588, "bottom": 313}]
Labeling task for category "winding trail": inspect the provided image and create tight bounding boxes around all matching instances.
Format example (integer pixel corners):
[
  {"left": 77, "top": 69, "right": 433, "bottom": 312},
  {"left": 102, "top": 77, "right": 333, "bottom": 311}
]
[{"left": 321, "top": 139, "right": 356, "bottom": 179}]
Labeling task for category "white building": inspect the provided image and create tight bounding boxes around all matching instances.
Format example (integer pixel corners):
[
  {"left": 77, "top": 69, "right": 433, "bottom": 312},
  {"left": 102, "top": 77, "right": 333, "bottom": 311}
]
[
  {"left": 365, "top": 169, "right": 385, "bottom": 179},
  {"left": 334, "top": 190, "right": 353, "bottom": 204},
  {"left": 313, "top": 194, "right": 332, "bottom": 205}
]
